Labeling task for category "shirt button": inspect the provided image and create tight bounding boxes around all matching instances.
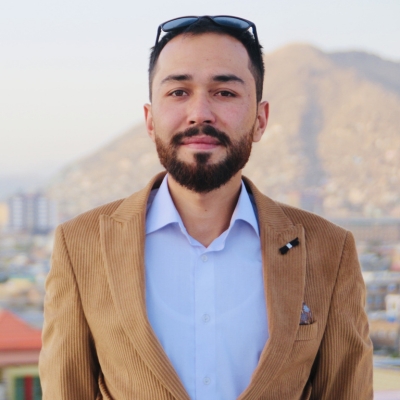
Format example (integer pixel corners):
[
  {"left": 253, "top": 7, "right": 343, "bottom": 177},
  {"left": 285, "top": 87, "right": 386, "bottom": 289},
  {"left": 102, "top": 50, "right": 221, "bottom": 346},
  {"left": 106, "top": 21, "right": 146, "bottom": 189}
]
[
  {"left": 202, "top": 314, "right": 210, "bottom": 322},
  {"left": 203, "top": 377, "right": 211, "bottom": 385},
  {"left": 201, "top": 254, "right": 208, "bottom": 262}
]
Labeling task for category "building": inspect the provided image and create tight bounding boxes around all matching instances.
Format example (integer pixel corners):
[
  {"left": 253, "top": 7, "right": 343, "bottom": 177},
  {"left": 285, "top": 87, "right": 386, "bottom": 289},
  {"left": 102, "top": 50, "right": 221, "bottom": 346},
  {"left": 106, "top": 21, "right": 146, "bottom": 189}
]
[
  {"left": 386, "top": 294, "right": 400, "bottom": 322},
  {"left": 7, "top": 194, "right": 57, "bottom": 235},
  {"left": 359, "top": 253, "right": 392, "bottom": 272},
  {"left": 391, "top": 245, "right": 400, "bottom": 271},
  {"left": 363, "top": 272, "right": 400, "bottom": 313},
  {"left": 368, "top": 294, "right": 400, "bottom": 355},
  {"left": 0, "top": 204, "right": 8, "bottom": 232},
  {"left": 369, "top": 319, "right": 400, "bottom": 354},
  {"left": 332, "top": 218, "right": 400, "bottom": 244},
  {"left": 0, "top": 309, "right": 42, "bottom": 400}
]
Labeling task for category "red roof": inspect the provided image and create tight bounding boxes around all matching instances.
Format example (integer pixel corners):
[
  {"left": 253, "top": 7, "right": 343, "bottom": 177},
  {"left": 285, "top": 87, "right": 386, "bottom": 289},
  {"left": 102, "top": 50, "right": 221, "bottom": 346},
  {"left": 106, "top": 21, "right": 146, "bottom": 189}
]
[{"left": 0, "top": 309, "right": 42, "bottom": 350}]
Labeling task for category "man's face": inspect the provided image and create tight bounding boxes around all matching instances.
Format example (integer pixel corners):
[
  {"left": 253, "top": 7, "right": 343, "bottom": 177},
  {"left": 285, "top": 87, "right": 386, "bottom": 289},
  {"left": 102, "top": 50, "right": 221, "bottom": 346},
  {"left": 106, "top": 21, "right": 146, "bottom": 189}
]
[{"left": 144, "top": 32, "right": 268, "bottom": 192}]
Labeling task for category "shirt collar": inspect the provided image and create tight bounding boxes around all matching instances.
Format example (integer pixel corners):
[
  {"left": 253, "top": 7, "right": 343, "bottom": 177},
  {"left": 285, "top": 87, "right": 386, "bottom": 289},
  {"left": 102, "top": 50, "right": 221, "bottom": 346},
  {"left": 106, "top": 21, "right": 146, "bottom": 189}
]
[
  {"left": 146, "top": 174, "right": 259, "bottom": 237},
  {"left": 232, "top": 180, "right": 260, "bottom": 236},
  {"left": 146, "top": 175, "right": 183, "bottom": 234}
]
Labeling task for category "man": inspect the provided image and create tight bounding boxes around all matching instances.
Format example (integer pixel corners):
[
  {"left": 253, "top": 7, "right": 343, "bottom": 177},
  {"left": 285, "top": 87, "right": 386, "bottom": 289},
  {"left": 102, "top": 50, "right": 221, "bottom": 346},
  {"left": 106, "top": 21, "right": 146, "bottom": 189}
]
[{"left": 39, "top": 16, "right": 373, "bottom": 399}]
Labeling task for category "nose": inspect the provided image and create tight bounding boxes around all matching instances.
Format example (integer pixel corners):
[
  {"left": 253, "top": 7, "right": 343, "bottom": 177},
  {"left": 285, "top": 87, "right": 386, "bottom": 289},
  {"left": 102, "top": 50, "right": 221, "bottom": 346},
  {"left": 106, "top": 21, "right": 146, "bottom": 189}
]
[{"left": 187, "top": 94, "right": 216, "bottom": 125}]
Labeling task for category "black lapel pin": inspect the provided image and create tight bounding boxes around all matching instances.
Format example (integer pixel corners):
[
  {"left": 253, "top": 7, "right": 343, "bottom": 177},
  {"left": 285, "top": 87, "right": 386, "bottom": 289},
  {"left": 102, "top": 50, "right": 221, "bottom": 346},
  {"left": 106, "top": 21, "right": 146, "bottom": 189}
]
[{"left": 279, "top": 237, "right": 299, "bottom": 255}]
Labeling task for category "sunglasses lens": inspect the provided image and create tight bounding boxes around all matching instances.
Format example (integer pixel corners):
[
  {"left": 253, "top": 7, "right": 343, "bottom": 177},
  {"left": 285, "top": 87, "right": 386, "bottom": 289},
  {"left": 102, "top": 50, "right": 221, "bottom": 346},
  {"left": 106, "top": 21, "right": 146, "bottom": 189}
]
[
  {"left": 162, "top": 17, "right": 199, "bottom": 32},
  {"left": 157, "top": 16, "right": 257, "bottom": 46},
  {"left": 212, "top": 16, "right": 250, "bottom": 30}
]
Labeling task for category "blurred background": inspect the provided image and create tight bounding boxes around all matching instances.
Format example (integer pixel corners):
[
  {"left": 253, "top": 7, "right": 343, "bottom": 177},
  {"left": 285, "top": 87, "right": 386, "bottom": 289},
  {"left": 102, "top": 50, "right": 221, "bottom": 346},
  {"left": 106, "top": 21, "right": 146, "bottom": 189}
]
[{"left": 1, "top": 0, "right": 400, "bottom": 398}]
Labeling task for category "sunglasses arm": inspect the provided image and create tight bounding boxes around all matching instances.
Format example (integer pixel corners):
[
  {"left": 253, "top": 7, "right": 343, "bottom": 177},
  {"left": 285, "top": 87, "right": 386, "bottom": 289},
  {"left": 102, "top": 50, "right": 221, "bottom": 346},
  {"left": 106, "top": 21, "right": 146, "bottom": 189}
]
[
  {"left": 251, "top": 24, "right": 259, "bottom": 48},
  {"left": 155, "top": 26, "right": 162, "bottom": 46}
]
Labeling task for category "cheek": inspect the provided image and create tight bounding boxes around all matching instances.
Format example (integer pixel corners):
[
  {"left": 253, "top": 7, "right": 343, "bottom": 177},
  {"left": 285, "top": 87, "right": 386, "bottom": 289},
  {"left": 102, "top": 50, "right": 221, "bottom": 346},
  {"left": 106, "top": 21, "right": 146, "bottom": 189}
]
[
  {"left": 152, "top": 114, "right": 182, "bottom": 141},
  {"left": 153, "top": 103, "right": 185, "bottom": 130},
  {"left": 217, "top": 102, "right": 255, "bottom": 130}
]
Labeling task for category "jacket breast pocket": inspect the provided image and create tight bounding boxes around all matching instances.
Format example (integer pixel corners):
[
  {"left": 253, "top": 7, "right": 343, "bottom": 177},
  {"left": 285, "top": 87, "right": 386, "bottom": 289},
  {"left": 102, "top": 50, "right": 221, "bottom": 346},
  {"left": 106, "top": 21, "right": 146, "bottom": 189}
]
[{"left": 295, "top": 321, "right": 318, "bottom": 341}]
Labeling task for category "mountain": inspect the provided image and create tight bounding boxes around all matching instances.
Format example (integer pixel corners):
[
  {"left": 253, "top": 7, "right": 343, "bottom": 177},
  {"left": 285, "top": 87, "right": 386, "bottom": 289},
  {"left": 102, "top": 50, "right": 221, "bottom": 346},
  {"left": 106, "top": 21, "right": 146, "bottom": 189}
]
[
  {"left": 247, "top": 43, "right": 400, "bottom": 217},
  {"left": 47, "top": 125, "right": 162, "bottom": 221},
  {"left": 47, "top": 44, "right": 400, "bottom": 220}
]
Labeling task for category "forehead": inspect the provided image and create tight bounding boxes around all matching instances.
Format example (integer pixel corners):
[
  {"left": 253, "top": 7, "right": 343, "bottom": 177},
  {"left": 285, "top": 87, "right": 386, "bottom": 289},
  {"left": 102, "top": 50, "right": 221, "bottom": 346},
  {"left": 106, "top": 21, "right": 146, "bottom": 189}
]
[{"left": 153, "top": 33, "right": 253, "bottom": 84}]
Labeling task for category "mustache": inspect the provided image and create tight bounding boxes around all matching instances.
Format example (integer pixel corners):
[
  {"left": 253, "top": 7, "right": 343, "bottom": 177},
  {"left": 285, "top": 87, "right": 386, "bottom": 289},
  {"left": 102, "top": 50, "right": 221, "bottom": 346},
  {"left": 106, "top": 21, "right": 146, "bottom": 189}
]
[{"left": 171, "top": 125, "right": 231, "bottom": 147}]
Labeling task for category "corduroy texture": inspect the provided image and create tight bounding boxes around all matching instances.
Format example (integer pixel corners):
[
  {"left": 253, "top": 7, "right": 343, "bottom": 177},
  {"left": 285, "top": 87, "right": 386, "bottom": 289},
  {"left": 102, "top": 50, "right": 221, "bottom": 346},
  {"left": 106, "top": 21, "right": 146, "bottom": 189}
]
[{"left": 39, "top": 172, "right": 373, "bottom": 399}]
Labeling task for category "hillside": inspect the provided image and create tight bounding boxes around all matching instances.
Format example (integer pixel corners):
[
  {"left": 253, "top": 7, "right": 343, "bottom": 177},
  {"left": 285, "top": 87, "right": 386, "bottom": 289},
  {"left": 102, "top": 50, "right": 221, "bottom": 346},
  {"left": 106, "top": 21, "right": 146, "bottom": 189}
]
[{"left": 48, "top": 44, "right": 400, "bottom": 220}]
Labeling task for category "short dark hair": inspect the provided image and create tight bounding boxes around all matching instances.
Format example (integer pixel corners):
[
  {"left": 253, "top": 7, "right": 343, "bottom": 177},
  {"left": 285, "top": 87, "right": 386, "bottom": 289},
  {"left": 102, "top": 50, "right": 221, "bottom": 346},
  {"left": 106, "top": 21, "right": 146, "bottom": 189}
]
[{"left": 148, "top": 17, "right": 265, "bottom": 102}]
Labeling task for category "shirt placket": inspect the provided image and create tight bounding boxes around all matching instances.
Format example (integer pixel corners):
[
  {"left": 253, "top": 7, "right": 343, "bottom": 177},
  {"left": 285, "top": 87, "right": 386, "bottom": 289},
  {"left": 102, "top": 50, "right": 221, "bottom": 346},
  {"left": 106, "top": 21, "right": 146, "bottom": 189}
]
[{"left": 194, "top": 248, "right": 216, "bottom": 399}]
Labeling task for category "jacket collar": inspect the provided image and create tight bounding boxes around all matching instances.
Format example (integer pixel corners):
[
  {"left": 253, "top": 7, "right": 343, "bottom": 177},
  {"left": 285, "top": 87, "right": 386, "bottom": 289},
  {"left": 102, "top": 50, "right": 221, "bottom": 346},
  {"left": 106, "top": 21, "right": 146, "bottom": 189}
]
[{"left": 100, "top": 172, "right": 306, "bottom": 400}]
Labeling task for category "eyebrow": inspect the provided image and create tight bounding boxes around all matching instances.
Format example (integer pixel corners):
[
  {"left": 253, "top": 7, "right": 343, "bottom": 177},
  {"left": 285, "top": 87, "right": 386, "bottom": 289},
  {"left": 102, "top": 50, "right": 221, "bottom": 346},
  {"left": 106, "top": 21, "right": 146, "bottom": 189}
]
[
  {"left": 161, "top": 74, "right": 192, "bottom": 84},
  {"left": 160, "top": 74, "right": 245, "bottom": 85},
  {"left": 212, "top": 74, "right": 245, "bottom": 84}
]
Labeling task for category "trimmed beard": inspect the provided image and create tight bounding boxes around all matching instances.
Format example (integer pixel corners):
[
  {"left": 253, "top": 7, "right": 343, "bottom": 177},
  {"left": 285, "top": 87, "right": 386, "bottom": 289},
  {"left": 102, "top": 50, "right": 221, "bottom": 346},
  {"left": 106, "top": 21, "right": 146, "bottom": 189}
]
[{"left": 154, "top": 124, "right": 254, "bottom": 193}]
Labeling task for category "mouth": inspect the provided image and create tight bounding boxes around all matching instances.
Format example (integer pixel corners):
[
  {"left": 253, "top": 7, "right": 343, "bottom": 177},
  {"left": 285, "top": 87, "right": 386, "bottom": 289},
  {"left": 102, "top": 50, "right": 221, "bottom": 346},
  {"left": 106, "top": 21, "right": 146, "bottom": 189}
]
[{"left": 179, "top": 135, "right": 221, "bottom": 150}]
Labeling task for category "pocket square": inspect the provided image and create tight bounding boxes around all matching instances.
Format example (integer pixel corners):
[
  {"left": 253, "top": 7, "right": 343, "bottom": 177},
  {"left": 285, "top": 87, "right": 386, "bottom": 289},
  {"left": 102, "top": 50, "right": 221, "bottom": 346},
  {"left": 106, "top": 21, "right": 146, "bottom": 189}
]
[{"left": 300, "top": 302, "right": 313, "bottom": 325}]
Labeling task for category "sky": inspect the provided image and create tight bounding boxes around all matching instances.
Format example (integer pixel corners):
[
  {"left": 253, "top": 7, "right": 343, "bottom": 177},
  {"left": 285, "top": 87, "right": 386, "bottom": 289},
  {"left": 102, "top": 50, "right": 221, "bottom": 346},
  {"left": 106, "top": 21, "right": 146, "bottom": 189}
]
[{"left": 1, "top": 0, "right": 400, "bottom": 185}]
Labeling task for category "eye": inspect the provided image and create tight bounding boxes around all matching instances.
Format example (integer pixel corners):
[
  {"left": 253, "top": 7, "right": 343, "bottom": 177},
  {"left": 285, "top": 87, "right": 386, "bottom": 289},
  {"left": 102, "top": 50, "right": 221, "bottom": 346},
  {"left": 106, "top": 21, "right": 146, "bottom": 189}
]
[
  {"left": 170, "top": 90, "right": 188, "bottom": 97},
  {"left": 216, "top": 91, "right": 236, "bottom": 97}
]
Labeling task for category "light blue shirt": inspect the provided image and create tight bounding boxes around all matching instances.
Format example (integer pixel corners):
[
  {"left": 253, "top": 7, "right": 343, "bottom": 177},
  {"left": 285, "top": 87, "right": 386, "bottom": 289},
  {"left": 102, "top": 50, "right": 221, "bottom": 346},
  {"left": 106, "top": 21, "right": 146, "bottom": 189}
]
[{"left": 145, "top": 175, "right": 268, "bottom": 400}]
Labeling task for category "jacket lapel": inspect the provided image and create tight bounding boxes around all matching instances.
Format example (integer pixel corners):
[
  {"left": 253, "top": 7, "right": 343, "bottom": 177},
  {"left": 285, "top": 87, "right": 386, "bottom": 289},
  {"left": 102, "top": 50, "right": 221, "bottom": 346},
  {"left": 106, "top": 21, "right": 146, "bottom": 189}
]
[
  {"left": 100, "top": 172, "right": 190, "bottom": 400},
  {"left": 238, "top": 179, "right": 307, "bottom": 400}
]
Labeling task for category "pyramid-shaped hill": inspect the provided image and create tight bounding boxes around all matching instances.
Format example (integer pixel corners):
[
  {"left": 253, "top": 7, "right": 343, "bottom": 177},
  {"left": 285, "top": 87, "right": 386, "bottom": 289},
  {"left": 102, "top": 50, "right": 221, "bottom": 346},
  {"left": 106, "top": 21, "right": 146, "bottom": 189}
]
[{"left": 48, "top": 44, "right": 400, "bottom": 220}]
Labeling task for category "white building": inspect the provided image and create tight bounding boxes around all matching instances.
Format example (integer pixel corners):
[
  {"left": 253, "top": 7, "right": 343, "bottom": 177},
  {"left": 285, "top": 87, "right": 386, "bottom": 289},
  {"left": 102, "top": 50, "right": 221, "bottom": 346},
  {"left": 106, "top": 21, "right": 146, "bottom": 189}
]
[{"left": 7, "top": 193, "right": 57, "bottom": 234}]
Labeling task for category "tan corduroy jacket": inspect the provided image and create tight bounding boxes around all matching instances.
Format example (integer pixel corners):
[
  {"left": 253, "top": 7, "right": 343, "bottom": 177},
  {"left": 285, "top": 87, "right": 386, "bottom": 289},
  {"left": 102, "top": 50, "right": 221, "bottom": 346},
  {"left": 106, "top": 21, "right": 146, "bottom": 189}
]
[{"left": 39, "top": 173, "right": 373, "bottom": 399}]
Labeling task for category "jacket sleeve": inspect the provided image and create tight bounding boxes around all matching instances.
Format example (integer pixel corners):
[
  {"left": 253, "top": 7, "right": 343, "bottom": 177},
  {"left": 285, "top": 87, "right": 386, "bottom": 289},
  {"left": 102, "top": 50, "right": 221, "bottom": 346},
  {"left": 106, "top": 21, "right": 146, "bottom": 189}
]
[
  {"left": 39, "top": 224, "right": 100, "bottom": 399},
  {"left": 310, "top": 231, "right": 373, "bottom": 399}
]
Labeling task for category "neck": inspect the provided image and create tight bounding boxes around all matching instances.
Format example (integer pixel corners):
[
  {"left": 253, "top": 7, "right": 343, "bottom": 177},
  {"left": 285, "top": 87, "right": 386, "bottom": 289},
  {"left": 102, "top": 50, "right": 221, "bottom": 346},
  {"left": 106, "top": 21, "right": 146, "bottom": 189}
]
[{"left": 167, "top": 172, "right": 243, "bottom": 247}]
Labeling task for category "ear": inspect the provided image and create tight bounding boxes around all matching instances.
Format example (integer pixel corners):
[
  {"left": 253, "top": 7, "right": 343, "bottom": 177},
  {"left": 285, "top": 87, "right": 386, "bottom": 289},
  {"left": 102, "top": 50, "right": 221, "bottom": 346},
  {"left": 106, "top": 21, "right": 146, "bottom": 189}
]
[
  {"left": 144, "top": 103, "right": 155, "bottom": 142},
  {"left": 253, "top": 101, "right": 269, "bottom": 143}
]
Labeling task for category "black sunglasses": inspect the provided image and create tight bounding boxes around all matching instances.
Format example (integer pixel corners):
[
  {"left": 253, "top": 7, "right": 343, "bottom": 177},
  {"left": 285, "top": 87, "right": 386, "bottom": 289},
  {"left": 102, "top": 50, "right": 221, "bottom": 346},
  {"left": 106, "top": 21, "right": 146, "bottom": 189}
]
[{"left": 155, "top": 15, "right": 259, "bottom": 48}]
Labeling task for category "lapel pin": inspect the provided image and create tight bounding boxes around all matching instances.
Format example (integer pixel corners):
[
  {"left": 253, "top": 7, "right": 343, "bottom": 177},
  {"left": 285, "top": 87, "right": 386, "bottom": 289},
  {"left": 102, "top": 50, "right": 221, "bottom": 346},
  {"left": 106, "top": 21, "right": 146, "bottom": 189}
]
[{"left": 279, "top": 237, "right": 299, "bottom": 255}]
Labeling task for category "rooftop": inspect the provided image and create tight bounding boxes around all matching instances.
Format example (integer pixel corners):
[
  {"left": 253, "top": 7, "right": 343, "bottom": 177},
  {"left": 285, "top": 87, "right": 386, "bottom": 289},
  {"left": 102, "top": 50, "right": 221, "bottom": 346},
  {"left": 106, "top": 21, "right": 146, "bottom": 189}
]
[{"left": 0, "top": 308, "right": 42, "bottom": 351}]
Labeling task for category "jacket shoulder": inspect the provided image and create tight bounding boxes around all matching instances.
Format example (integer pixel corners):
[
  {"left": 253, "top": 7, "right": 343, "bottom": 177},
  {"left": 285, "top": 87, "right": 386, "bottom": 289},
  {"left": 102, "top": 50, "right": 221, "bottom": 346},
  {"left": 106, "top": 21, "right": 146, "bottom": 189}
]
[
  {"left": 277, "top": 202, "right": 349, "bottom": 239},
  {"left": 59, "top": 198, "right": 125, "bottom": 236},
  {"left": 244, "top": 176, "right": 349, "bottom": 241},
  {"left": 56, "top": 172, "right": 167, "bottom": 239}
]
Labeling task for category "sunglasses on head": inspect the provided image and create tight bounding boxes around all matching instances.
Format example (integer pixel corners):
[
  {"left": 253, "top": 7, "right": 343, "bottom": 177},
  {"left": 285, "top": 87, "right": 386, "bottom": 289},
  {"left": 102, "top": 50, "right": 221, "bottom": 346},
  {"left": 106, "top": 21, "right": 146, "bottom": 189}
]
[{"left": 155, "top": 15, "right": 259, "bottom": 48}]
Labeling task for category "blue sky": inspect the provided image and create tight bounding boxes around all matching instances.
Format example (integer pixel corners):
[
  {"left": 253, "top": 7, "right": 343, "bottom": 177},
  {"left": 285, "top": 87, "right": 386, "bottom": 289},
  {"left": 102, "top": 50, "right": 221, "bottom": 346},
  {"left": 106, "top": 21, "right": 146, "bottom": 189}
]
[{"left": 1, "top": 0, "right": 399, "bottom": 177}]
